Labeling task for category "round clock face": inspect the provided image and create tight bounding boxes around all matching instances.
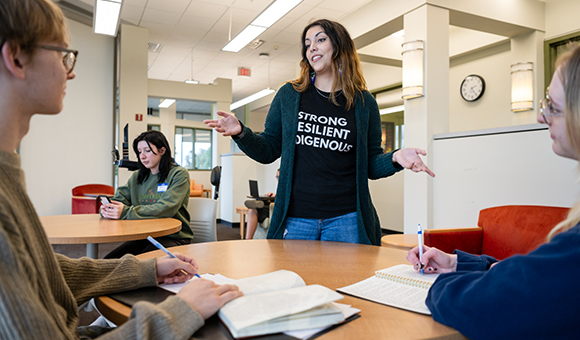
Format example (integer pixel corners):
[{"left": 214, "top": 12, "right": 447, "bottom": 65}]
[{"left": 460, "top": 75, "right": 485, "bottom": 102}]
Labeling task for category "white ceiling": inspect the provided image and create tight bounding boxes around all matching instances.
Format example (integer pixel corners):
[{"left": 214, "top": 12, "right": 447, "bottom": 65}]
[
  {"left": 63, "top": 0, "right": 508, "bottom": 106},
  {"left": 73, "top": 0, "right": 375, "bottom": 102}
]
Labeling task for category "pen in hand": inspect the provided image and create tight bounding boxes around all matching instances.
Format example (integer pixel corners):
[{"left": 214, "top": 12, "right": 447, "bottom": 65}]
[
  {"left": 147, "top": 236, "right": 201, "bottom": 278},
  {"left": 417, "top": 224, "right": 424, "bottom": 275}
]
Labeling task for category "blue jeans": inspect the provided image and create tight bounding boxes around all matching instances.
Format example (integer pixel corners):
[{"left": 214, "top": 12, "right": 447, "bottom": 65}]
[{"left": 283, "top": 212, "right": 359, "bottom": 243}]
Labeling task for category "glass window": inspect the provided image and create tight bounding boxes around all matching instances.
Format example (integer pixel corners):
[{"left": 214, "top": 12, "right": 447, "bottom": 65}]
[
  {"left": 147, "top": 124, "right": 160, "bottom": 131},
  {"left": 175, "top": 127, "right": 212, "bottom": 170}
]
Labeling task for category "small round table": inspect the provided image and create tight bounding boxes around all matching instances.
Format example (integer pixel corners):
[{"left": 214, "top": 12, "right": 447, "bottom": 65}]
[
  {"left": 40, "top": 214, "right": 182, "bottom": 258},
  {"left": 381, "top": 234, "right": 418, "bottom": 250}
]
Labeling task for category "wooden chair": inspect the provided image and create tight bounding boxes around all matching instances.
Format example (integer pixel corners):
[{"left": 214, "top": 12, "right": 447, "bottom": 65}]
[
  {"left": 188, "top": 197, "right": 217, "bottom": 242},
  {"left": 189, "top": 179, "right": 203, "bottom": 197},
  {"left": 71, "top": 184, "right": 114, "bottom": 214},
  {"left": 424, "top": 205, "right": 569, "bottom": 260}
]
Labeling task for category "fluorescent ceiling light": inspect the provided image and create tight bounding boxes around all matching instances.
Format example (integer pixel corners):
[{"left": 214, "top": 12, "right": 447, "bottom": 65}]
[
  {"left": 230, "top": 89, "right": 275, "bottom": 110},
  {"left": 251, "top": 0, "right": 302, "bottom": 28},
  {"left": 185, "top": 79, "right": 200, "bottom": 84},
  {"left": 93, "top": 0, "right": 123, "bottom": 36},
  {"left": 222, "top": 0, "right": 302, "bottom": 52},
  {"left": 391, "top": 29, "right": 405, "bottom": 38},
  {"left": 222, "top": 25, "right": 267, "bottom": 53},
  {"left": 159, "top": 99, "right": 176, "bottom": 108},
  {"left": 380, "top": 105, "right": 404, "bottom": 115}
]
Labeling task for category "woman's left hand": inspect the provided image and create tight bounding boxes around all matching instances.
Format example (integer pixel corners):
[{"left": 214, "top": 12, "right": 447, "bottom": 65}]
[
  {"left": 156, "top": 253, "right": 199, "bottom": 284},
  {"left": 100, "top": 200, "right": 124, "bottom": 219},
  {"left": 392, "top": 148, "right": 436, "bottom": 177}
]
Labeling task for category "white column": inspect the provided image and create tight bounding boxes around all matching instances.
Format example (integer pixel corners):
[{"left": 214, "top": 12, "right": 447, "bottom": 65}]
[{"left": 403, "top": 5, "right": 450, "bottom": 234}]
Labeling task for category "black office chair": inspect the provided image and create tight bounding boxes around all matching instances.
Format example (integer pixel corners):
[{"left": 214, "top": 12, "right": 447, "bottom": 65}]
[{"left": 210, "top": 166, "right": 221, "bottom": 199}]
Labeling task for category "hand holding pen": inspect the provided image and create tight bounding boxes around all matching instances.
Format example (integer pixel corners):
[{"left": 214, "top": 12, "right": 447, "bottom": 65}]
[
  {"left": 148, "top": 236, "right": 201, "bottom": 284},
  {"left": 417, "top": 224, "right": 424, "bottom": 274},
  {"left": 406, "top": 245, "right": 459, "bottom": 274}
]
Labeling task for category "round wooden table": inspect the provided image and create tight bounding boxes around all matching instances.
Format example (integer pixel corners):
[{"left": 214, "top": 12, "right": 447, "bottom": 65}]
[
  {"left": 95, "top": 240, "right": 465, "bottom": 340},
  {"left": 40, "top": 214, "right": 182, "bottom": 258},
  {"left": 381, "top": 234, "right": 419, "bottom": 250}
]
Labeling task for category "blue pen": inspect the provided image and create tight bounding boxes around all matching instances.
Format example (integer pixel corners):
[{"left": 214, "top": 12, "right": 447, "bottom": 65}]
[
  {"left": 417, "top": 224, "right": 424, "bottom": 274},
  {"left": 147, "top": 236, "right": 201, "bottom": 278}
]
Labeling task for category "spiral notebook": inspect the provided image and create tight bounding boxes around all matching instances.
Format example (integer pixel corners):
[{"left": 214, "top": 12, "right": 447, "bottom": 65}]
[{"left": 336, "top": 264, "right": 439, "bottom": 315}]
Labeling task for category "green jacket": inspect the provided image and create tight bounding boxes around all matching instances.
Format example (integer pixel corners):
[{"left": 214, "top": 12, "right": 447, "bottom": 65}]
[
  {"left": 113, "top": 165, "right": 193, "bottom": 240},
  {"left": 234, "top": 83, "right": 402, "bottom": 245}
]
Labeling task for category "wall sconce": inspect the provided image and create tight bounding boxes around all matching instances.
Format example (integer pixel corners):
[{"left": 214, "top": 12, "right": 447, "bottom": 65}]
[
  {"left": 401, "top": 40, "right": 424, "bottom": 100},
  {"left": 511, "top": 62, "right": 533, "bottom": 112}
]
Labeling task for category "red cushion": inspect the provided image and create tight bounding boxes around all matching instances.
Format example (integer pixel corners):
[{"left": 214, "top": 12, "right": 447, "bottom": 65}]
[
  {"left": 479, "top": 205, "right": 569, "bottom": 259},
  {"left": 424, "top": 228, "right": 483, "bottom": 254},
  {"left": 72, "top": 196, "right": 98, "bottom": 214}
]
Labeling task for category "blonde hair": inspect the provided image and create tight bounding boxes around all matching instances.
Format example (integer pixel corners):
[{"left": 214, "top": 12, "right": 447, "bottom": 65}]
[
  {"left": 548, "top": 44, "right": 580, "bottom": 241},
  {"left": 289, "top": 19, "right": 367, "bottom": 110},
  {"left": 0, "top": 0, "right": 68, "bottom": 54}
]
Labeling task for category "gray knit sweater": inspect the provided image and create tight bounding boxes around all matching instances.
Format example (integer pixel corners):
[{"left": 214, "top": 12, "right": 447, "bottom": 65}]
[{"left": 0, "top": 151, "right": 203, "bottom": 339}]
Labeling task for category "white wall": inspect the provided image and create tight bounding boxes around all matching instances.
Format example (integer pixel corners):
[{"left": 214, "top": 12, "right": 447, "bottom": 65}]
[
  {"left": 545, "top": 0, "right": 580, "bottom": 40},
  {"left": 432, "top": 125, "right": 580, "bottom": 229},
  {"left": 20, "top": 19, "right": 114, "bottom": 217},
  {"left": 219, "top": 154, "right": 281, "bottom": 224}
]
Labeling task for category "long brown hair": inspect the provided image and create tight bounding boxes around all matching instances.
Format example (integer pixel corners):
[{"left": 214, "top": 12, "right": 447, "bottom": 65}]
[
  {"left": 548, "top": 44, "right": 580, "bottom": 241},
  {"left": 290, "top": 19, "right": 367, "bottom": 110}
]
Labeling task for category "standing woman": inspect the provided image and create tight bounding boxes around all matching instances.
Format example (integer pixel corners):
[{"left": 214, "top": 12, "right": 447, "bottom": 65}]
[
  {"left": 205, "top": 19, "right": 434, "bottom": 245},
  {"left": 101, "top": 130, "right": 193, "bottom": 258}
]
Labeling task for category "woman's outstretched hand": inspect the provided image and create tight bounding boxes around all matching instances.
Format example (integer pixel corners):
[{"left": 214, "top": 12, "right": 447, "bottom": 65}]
[
  {"left": 392, "top": 148, "right": 436, "bottom": 177},
  {"left": 203, "top": 111, "right": 242, "bottom": 137}
]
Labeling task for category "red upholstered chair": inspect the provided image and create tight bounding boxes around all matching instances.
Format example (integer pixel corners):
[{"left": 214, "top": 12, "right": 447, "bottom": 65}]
[
  {"left": 424, "top": 205, "right": 570, "bottom": 260},
  {"left": 71, "top": 184, "right": 115, "bottom": 214}
]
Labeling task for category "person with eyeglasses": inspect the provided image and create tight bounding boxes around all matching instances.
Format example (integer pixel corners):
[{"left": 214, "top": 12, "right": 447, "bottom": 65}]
[
  {"left": 0, "top": 0, "right": 242, "bottom": 339},
  {"left": 405, "top": 45, "right": 580, "bottom": 340}
]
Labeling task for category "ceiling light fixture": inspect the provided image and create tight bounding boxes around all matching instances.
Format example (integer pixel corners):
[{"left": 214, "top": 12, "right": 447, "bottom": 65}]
[
  {"left": 222, "top": 0, "right": 302, "bottom": 53},
  {"left": 230, "top": 89, "right": 275, "bottom": 110},
  {"left": 184, "top": 50, "right": 199, "bottom": 84},
  {"left": 93, "top": 0, "right": 123, "bottom": 36},
  {"left": 380, "top": 105, "right": 405, "bottom": 115},
  {"left": 159, "top": 99, "right": 176, "bottom": 108}
]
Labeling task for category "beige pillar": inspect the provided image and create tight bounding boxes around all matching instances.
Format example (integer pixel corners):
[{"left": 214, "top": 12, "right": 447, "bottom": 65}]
[
  {"left": 117, "top": 24, "right": 149, "bottom": 186},
  {"left": 403, "top": 5, "right": 450, "bottom": 234}
]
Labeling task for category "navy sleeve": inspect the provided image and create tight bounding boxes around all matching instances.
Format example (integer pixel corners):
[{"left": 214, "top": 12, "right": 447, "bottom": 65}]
[
  {"left": 454, "top": 250, "right": 498, "bottom": 271},
  {"left": 425, "top": 225, "right": 580, "bottom": 340}
]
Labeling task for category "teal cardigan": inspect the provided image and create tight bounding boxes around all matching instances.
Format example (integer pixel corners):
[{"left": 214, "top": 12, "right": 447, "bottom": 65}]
[{"left": 234, "top": 83, "right": 402, "bottom": 245}]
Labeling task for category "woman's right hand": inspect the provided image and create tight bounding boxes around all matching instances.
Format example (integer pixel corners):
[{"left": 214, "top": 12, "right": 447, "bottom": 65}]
[
  {"left": 177, "top": 279, "right": 243, "bottom": 319},
  {"left": 203, "top": 111, "right": 242, "bottom": 137},
  {"left": 406, "top": 245, "right": 458, "bottom": 274}
]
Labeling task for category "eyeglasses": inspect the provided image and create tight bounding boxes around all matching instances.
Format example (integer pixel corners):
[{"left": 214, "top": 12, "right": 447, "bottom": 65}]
[
  {"left": 36, "top": 45, "right": 78, "bottom": 74},
  {"left": 539, "top": 87, "right": 565, "bottom": 124}
]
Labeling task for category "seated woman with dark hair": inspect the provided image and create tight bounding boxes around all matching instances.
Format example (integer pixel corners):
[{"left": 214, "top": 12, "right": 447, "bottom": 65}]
[{"left": 101, "top": 130, "right": 193, "bottom": 258}]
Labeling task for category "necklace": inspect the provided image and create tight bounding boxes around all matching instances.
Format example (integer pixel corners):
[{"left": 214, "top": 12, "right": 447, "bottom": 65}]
[{"left": 314, "top": 86, "right": 343, "bottom": 99}]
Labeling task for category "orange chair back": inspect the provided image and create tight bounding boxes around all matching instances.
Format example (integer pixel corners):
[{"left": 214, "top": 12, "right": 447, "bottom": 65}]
[
  {"left": 72, "top": 184, "right": 114, "bottom": 214},
  {"left": 479, "top": 205, "right": 569, "bottom": 259},
  {"left": 72, "top": 184, "right": 114, "bottom": 196}
]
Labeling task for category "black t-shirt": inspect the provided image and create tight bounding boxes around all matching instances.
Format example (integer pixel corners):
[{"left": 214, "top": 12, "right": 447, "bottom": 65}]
[{"left": 287, "top": 85, "right": 357, "bottom": 219}]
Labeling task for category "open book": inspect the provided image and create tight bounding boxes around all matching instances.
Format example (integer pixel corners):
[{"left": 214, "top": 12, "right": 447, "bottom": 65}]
[
  {"left": 337, "top": 264, "right": 439, "bottom": 315},
  {"left": 161, "top": 270, "right": 347, "bottom": 339}
]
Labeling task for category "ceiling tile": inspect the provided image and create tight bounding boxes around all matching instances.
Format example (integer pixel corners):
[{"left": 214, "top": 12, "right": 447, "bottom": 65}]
[
  {"left": 141, "top": 8, "right": 183, "bottom": 25},
  {"left": 145, "top": 0, "right": 191, "bottom": 13}
]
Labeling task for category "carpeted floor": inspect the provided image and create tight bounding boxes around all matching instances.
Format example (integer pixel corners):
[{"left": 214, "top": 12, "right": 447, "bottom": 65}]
[{"left": 51, "top": 223, "right": 240, "bottom": 327}]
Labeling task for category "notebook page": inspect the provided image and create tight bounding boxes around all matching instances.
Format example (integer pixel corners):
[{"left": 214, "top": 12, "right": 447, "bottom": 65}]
[{"left": 233, "top": 270, "right": 306, "bottom": 296}]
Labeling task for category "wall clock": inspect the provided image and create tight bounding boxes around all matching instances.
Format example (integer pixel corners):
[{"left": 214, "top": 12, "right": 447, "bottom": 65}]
[{"left": 460, "top": 74, "right": 485, "bottom": 102}]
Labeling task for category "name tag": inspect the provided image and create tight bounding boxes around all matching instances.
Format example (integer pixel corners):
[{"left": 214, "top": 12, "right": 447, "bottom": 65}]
[{"left": 158, "top": 183, "right": 168, "bottom": 193}]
